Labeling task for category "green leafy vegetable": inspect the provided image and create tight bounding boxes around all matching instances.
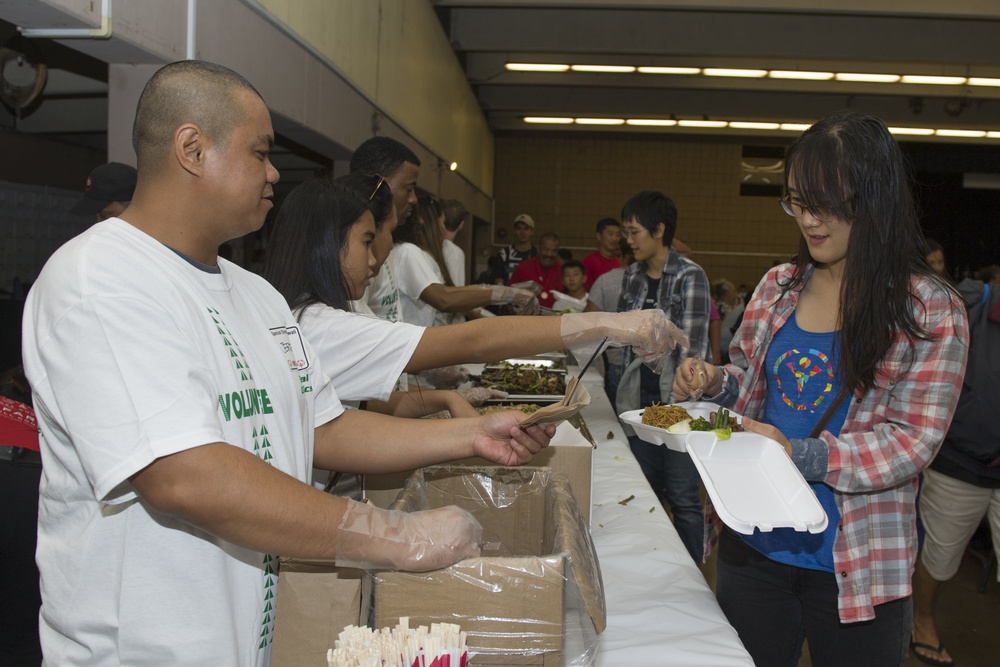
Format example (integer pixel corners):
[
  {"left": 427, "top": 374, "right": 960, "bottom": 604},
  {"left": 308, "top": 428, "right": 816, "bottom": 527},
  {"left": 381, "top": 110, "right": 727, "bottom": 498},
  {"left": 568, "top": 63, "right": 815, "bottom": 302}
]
[{"left": 690, "top": 416, "right": 712, "bottom": 431}]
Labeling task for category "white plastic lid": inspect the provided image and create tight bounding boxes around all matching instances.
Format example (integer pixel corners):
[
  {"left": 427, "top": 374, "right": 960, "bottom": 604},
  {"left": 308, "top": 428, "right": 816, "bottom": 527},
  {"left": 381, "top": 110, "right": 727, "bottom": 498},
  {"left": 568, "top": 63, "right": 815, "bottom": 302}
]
[{"left": 684, "top": 431, "right": 828, "bottom": 534}]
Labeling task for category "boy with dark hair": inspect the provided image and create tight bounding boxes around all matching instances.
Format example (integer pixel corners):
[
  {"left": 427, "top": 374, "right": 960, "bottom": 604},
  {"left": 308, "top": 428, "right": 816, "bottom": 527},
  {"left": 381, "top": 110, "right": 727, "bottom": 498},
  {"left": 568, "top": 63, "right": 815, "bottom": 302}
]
[
  {"left": 616, "top": 190, "right": 711, "bottom": 563},
  {"left": 561, "top": 260, "right": 588, "bottom": 301}
]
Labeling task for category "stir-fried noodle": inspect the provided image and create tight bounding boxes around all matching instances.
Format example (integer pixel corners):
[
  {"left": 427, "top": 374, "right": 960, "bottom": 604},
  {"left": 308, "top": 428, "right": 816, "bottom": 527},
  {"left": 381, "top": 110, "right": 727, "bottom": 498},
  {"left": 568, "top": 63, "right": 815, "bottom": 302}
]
[{"left": 641, "top": 403, "right": 692, "bottom": 429}]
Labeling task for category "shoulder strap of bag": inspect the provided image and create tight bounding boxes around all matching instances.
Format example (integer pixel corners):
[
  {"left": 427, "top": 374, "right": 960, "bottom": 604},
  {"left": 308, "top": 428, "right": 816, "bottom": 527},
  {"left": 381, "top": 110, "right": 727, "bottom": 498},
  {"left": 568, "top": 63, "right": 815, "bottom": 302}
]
[{"left": 808, "top": 384, "right": 852, "bottom": 439}]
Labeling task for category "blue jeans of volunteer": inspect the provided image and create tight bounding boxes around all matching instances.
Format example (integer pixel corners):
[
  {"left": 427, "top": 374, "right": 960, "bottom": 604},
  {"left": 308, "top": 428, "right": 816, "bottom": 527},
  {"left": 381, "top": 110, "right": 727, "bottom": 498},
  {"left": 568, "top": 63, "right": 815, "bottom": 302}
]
[
  {"left": 627, "top": 387, "right": 704, "bottom": 563},
  {"left": 716, "top": 527, "right": 912, "bottom": 667}
]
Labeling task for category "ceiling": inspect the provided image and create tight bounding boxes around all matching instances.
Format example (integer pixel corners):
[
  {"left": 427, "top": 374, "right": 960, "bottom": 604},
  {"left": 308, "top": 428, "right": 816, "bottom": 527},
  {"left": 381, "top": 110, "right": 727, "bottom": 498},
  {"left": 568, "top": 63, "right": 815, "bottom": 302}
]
[
  {"left": 0, "top": 17, "right": 331, "bottom": 194},
  {"left": 3, "top": 1, "right": 1000, "bottom": 186},
  {"left": 431, "top": 0, "right": 1000, "bottom": 141}
]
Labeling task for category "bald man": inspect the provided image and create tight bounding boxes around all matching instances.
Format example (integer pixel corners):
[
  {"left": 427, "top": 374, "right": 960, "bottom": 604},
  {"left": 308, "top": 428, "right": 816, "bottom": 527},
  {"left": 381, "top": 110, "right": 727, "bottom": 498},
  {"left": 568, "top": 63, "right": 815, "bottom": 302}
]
[{"left": 22, "top": 60, "right": 552, "bottom": 666}]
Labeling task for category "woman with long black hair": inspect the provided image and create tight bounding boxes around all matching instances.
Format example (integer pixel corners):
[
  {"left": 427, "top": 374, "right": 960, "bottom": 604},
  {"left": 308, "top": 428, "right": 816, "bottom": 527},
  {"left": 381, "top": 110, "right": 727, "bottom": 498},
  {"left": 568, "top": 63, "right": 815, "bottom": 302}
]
[{"left": 674, "top": 111, "right": 969, "bottom": 666}]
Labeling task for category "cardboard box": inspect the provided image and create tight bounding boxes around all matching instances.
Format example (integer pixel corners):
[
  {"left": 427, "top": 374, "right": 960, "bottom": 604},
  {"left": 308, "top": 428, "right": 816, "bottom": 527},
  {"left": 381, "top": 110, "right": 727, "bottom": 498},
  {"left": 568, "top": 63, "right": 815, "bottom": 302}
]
[
  {"left": 271, "top": 562, "right": 362, "bottom": 666},
  {"left": 365, "top": 420, "right": 594, "bottom": 522},
  {"left": 368, "top": 466, "right": 606, "bottom": 666},
  {"left": 272, "top": 466, "right": 606, "bottom": 667}
]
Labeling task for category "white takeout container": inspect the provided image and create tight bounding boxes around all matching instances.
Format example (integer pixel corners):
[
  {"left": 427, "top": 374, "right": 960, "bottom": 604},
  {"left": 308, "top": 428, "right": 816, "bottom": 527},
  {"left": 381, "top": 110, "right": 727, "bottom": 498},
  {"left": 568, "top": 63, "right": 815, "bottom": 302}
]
[
  {"left": 684, "top": 431, "right": 829, "bottom": 535},
  {"left": 618, "top": 401, "right": 745, "bottom": 452}
]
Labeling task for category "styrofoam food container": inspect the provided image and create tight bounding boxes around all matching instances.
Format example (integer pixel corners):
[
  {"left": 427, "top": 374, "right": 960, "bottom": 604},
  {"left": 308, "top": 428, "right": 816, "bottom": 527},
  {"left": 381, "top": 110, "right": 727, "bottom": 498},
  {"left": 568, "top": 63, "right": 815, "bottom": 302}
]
[
  {"left": 619, "top": 401, "right": 746, "bottom": 452},
  {"left": 684, "top": 431, "right": 829, "bottom": 534}
]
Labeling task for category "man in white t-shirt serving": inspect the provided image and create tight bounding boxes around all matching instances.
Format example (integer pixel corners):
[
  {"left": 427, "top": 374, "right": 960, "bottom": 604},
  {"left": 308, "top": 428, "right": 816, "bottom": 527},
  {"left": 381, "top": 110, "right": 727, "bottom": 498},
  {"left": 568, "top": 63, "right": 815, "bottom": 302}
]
[{"left": 22, "top": 60, "right": 553, "bottom": 667}]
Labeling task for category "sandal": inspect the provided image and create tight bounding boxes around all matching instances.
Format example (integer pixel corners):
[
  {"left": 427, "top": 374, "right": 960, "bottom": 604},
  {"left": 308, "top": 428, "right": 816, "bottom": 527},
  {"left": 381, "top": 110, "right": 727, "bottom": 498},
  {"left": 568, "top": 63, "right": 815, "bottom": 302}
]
[{"left": 909, "top": 638, "right": 955, "bottom": 666}]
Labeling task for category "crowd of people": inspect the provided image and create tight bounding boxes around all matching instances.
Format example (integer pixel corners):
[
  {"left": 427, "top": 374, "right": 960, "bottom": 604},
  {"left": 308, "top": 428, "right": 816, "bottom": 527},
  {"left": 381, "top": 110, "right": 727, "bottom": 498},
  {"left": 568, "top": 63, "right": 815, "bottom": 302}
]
[{"left": 3, "top": 58, "right": 996, "bottom": 667}]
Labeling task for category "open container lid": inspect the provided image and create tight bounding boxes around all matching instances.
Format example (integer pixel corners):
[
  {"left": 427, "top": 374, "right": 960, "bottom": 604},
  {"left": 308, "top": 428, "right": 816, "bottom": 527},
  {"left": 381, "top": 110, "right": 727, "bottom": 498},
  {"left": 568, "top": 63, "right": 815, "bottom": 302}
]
[{"left": 684, "top": 431, "right": 828, "bottom": 535}]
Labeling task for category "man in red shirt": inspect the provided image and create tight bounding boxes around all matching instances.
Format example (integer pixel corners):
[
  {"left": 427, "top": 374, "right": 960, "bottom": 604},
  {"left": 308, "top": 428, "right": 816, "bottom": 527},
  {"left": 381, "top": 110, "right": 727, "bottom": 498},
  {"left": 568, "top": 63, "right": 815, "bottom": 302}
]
[
  {"left": 509, "top": 232, "right": 563, "bottom": 308},
  {"left": 581, "top": 217, "right": 622, "bottom": 290}
]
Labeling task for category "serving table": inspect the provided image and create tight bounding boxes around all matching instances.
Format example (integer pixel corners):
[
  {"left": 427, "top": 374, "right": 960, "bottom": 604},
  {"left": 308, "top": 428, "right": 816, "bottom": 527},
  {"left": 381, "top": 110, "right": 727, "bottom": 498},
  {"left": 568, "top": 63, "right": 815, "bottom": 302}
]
[{"left": 561, "top": 360, "right": 753, "bottom": 666}]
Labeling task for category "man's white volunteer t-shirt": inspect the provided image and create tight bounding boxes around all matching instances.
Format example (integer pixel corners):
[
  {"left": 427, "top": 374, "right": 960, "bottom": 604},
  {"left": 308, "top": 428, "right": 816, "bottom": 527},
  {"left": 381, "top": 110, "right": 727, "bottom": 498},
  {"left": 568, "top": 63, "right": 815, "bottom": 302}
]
[
  {"left": 296, "top": 303, "right": 424, "bottom": 402},
  {"left": 389, "top": 242, "right": 445, "bottom": 328},
  {"left": 22, "top": 218, "right": 342, "bottom": 667},
  {"left": 366, "top": 258, "right": 401, "bottom": 322}
]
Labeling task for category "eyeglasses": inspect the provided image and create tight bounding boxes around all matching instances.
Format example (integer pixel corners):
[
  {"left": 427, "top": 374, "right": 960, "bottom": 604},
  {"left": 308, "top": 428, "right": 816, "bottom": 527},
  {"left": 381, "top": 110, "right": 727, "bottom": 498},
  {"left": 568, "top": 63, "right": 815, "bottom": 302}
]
[
  {"left": 778, "top": 195, "right": 835, "bottom": 223},
  {"left": 368, "top": 175, "right": 386, "bottom": 201},
  {"left": 621, "top": 227, "right": 647, "bottom": 240}
]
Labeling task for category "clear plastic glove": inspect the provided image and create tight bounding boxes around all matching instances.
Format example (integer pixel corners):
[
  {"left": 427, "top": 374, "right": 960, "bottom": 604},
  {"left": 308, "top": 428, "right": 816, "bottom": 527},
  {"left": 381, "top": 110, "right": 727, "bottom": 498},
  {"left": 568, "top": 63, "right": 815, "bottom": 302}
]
[
  {"left": 490, "top": 285, "right": 537, "bottom": 308},
  {"left": 417, "top": 365, "right": 469, "bottom": 389},
  {"left": 560, "top": 310, "right": 690, "bottom": 374},
  {"left": 511, "top": 296, "right": 540, "bottom": 316},
  {"left": 458, "top": 386, "right": 509, "bottom": 406},
  {"left": 673, "top": 357, "right": 722, "bottom": 402},
  {"left": 335, "top": 499, "right": 482, "bottom": 572}
]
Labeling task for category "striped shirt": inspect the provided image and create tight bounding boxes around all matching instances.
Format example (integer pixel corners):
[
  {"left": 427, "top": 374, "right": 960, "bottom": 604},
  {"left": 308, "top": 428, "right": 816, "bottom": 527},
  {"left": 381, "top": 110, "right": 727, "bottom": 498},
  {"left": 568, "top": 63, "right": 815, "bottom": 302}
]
[{"left": 713, "top": 263, "right": 969, "bottom": 622}]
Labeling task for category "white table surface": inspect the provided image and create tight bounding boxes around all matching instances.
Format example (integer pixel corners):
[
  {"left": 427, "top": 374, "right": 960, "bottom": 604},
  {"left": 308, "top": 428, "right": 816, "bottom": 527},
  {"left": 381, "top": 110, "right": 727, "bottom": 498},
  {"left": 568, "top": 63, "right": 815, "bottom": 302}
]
[{"left": 557, "top": 361, "right": 753, "bottom": 666}]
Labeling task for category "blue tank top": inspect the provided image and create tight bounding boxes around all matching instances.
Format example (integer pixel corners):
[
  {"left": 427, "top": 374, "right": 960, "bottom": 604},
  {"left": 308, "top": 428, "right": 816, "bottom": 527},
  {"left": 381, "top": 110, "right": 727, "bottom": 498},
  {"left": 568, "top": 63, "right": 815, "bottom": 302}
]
[{"left": 742, "top": 312, "right": 849, "bottom": 572}]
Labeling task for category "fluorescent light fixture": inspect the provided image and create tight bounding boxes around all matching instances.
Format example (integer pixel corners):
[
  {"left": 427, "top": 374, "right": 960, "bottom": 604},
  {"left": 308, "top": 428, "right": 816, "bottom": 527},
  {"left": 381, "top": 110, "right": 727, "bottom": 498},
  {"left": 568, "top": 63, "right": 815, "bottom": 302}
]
[
  {"left": 625, "top": 118, "right": 678, "bottom": 126},
  {"left": 575, "top": 118, "right": 625, "bottom": 125},
  {"left": 523, "top": 116, "right": 574, "bottom": 124},
  {"left": 887, "top": 127, "right": 935, "bottom": 136},
  {"left": 637, "top": 66, "right": 701, "bottom": 75},
  {"left": 449, "top": 162, "right": 458, "bottom": 171},
  {"left": 571, "top": 64, "right": 636, "bottom": 73},
  {"left": 779, "top": 123, "right": 812, "bottom": 132},
  {"left": 769, "top": 70, "right": 834, "bottom": 80},
  {"left": 900, "top": 75, "right": 967, "bottom": 85},
  {"left": 678, "top": 119, "right": 728, "bottom": 128},
  {"left": 935, "top": 129, "right": 987, "bottom": 137},
  {"left": 969, "top": 77, "right": 1000, "bottom": 87},
  {"left": 729, "top": 121, "right": 781, "bottom": 130},
  {"left": 505, "top": 63, "right": 570, "bottom": 72},
  {"left": 988, "top": 131, "right": 1000, "bottom": 138},
  {"left": 834, "top": 72, "right": 901, "bottom": 83},
  {"left": 703, "top": 68, "right": 767, "bottom": 78}
]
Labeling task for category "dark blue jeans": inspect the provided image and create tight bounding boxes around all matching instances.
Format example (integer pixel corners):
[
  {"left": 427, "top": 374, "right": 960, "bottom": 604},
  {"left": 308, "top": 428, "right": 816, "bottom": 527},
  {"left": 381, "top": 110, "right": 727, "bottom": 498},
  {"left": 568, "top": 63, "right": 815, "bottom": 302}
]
[
  {"left": 716, "top": 527, "right": 911, "bottom": 667},
  {"left": 627, "top": 434, "right": 704, "bottom": 563},
  {"left": 603, "top": 354, "right": 622, "bottom": 414}
]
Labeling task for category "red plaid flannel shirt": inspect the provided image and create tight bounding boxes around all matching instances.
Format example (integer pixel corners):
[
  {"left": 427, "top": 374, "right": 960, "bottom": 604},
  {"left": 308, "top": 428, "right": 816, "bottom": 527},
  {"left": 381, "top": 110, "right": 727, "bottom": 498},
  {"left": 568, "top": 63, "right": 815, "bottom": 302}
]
[{"left": 713, "top": 263, "right": 969, "bottom": 622}]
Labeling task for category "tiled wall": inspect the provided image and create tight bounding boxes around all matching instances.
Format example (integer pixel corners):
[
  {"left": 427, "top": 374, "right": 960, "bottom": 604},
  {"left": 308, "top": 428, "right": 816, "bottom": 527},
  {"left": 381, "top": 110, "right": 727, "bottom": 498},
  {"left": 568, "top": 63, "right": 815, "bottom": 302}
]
[{"left": 493, "top": 135, "right": 801, "bottom": 291}]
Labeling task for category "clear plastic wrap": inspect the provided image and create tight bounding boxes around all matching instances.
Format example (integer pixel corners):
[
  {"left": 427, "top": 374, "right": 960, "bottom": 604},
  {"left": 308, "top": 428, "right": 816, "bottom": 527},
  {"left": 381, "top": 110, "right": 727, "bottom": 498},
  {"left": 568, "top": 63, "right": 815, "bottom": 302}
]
[{"left": 365, "top": 466, "right": 606, "bottom": 666}]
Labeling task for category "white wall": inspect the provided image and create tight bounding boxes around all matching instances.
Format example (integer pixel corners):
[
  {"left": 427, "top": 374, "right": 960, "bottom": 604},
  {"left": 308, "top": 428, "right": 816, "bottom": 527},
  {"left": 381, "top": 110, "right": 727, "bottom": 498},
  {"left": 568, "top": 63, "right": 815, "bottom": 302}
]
[{"left": 2, "top": 0, "right": 495, "bottom": 222}]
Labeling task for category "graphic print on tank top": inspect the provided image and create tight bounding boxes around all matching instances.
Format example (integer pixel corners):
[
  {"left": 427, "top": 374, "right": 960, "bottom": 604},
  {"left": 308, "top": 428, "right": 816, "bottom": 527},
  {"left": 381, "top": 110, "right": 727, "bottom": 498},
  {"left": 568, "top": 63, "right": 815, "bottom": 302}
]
[{"left": 771, "top": 347, "right": 834, "bottom": 412}]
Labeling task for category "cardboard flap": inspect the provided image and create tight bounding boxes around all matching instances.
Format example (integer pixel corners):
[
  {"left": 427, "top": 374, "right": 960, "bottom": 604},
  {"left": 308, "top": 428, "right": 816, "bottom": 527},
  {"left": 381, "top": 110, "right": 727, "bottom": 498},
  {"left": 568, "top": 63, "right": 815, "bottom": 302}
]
[
  {"left": 548, "top": 474, "right": 607, "bottom": 635},
  {"left": 519, "top": 377, "right": 592, "bottom": 427}
]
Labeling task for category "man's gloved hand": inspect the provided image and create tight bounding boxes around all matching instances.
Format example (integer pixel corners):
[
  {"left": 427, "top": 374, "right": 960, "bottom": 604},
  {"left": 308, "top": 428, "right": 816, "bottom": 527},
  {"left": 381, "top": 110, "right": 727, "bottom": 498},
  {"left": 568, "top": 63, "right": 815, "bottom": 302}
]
[
  {"left": 490, "top": 285, "right": 537, "bottom": 308},
  {"left": 559, "top": 310, "right": 690, "bottom": 373},
  {"left": 334, "top": 500, "right": 483, "bottom": 572},
  {"left": 417, "top": 365, "right": 469, "bottom": 389},
  {"left": 458, "top": 386, "right": 509, "bottom": 406}
]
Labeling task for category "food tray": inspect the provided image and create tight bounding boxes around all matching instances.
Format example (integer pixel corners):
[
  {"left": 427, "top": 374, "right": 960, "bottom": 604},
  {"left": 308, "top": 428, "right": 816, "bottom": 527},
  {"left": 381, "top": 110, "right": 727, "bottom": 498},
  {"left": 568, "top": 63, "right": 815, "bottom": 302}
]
[
  {"left": 684, "top": 431, "right": 829, "bottom": 535},
  {"left": 484, "top": 359, "right": 567, "bottom": 372},
  {"left": 478, "top": 366, "right": 567, "bottom": 397},
  {"left": 619, "top": 401, "right": 747, "bottom": 452}
]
